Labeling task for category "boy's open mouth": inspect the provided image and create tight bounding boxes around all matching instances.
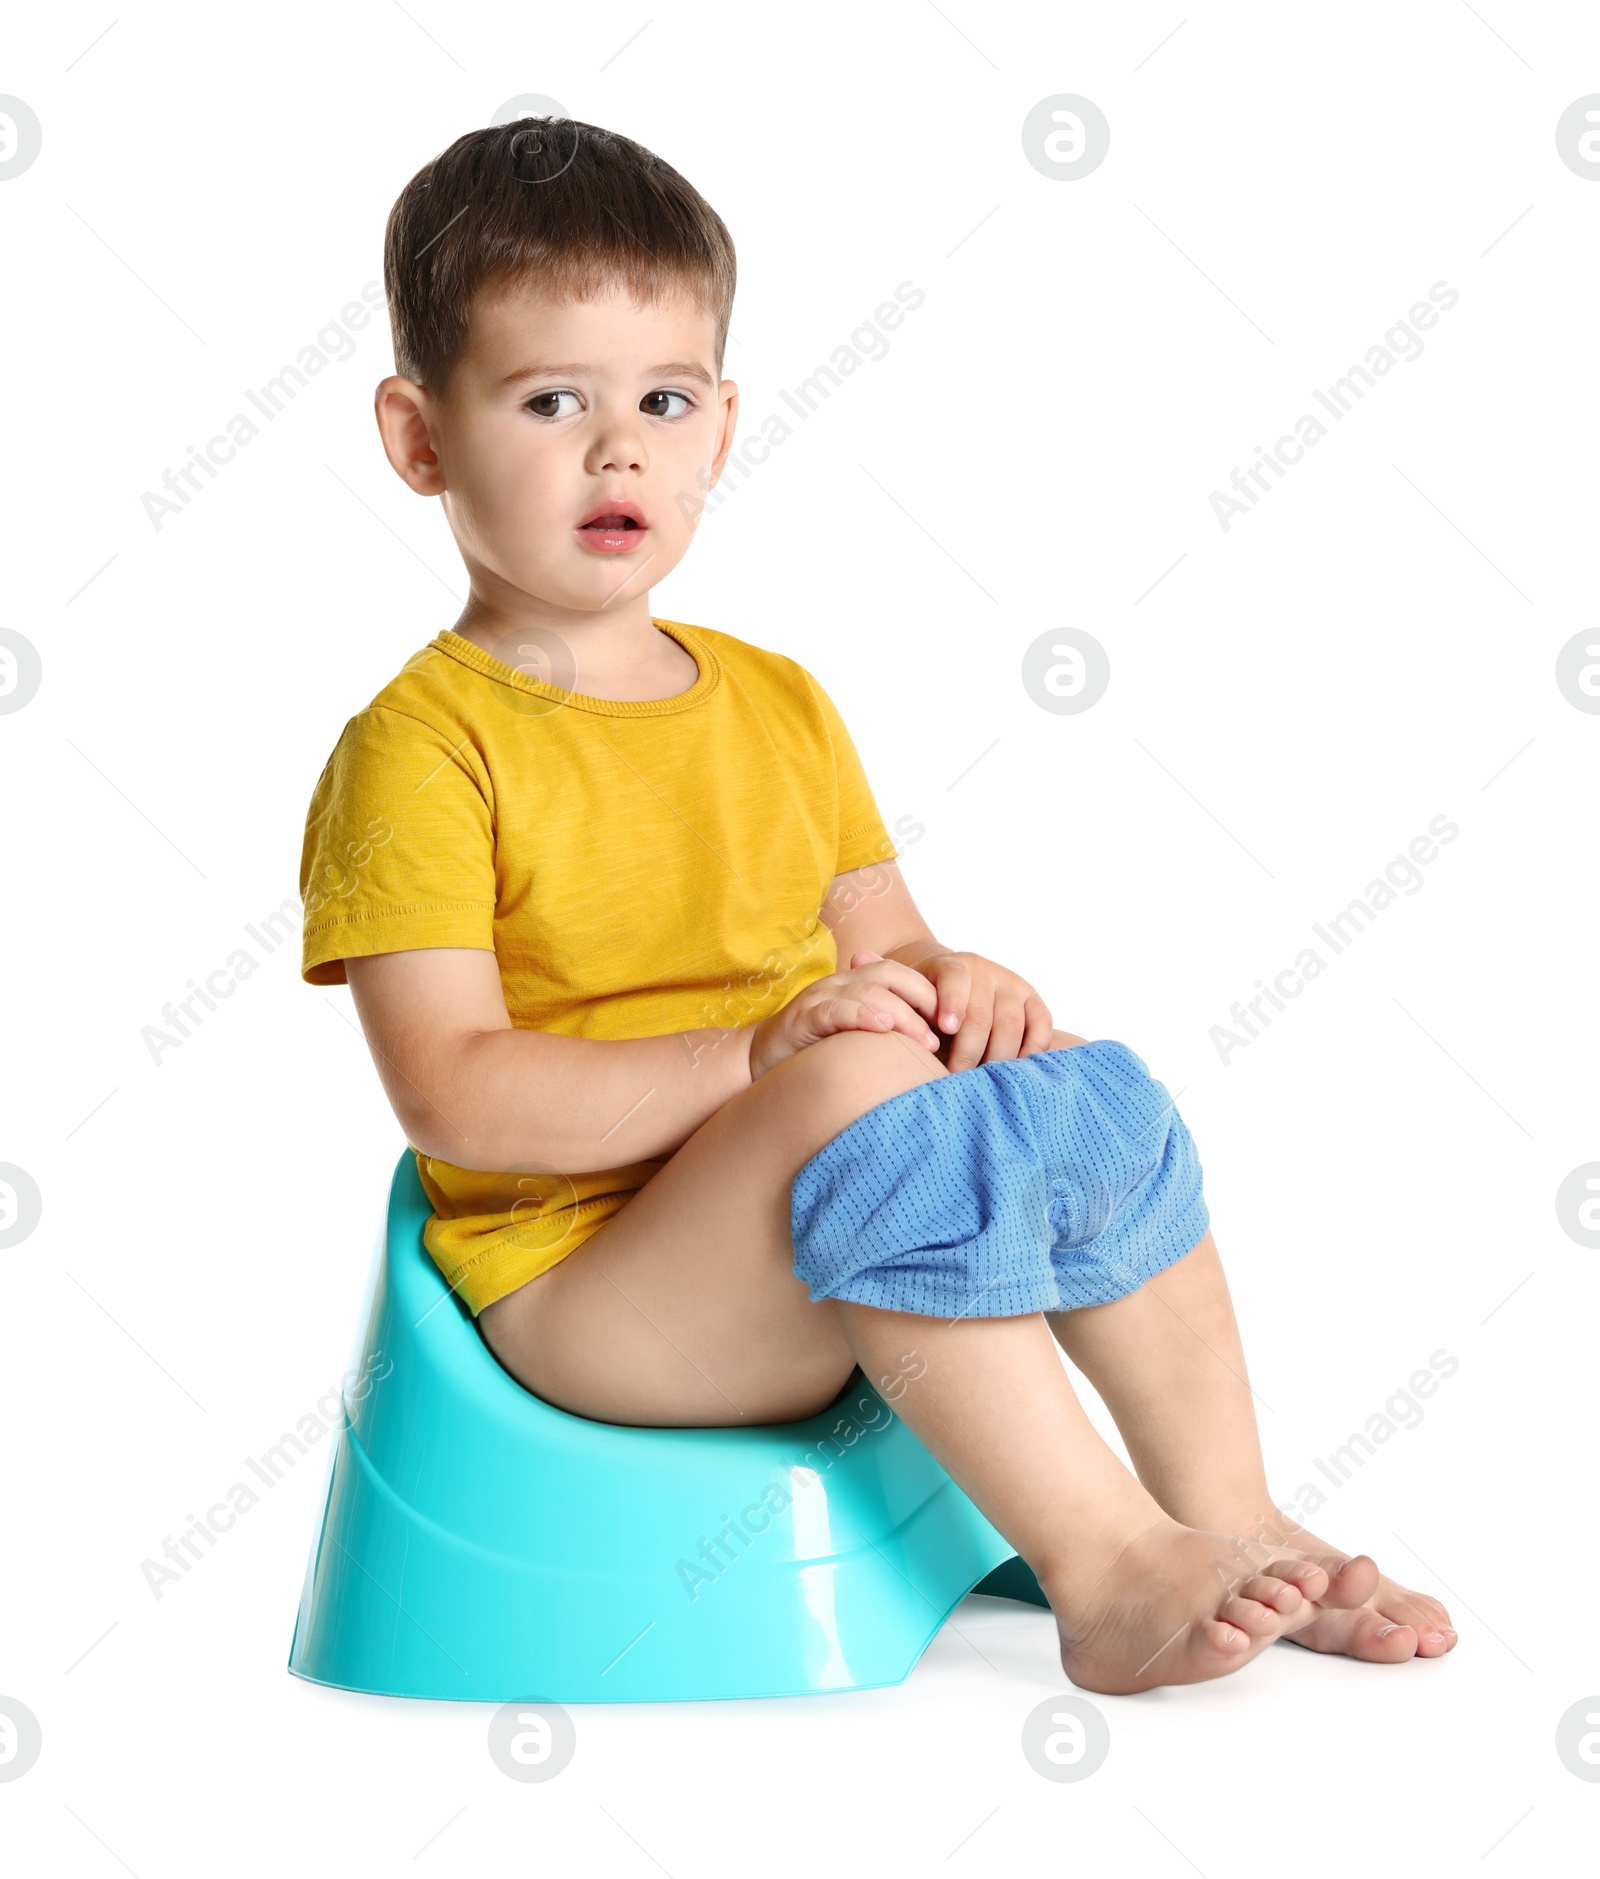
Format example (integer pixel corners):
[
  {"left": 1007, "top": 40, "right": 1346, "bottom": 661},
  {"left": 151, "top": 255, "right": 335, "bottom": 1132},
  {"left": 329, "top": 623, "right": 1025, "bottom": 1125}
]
[{"left": 576, "top": 501, "right": 649, "bottom": 553}]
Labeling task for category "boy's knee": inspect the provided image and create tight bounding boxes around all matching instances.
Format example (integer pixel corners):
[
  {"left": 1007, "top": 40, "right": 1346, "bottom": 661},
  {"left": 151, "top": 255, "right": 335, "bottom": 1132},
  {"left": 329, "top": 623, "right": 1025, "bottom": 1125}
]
[{"left": 779, "top": 1028, "right": 945, "bottom": 1149}]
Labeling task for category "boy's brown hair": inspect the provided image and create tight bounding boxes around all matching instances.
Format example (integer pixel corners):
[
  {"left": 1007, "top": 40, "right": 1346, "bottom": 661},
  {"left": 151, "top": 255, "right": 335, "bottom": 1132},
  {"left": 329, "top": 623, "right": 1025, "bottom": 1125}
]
[{"left": 382, "top": 117, "right": 737, "bottom": 398}]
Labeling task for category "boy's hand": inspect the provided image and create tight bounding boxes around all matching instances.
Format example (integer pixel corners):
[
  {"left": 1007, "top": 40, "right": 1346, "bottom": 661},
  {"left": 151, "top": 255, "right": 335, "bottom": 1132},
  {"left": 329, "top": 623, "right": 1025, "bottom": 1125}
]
[
  {"left": 747, "top": 953, "right": 943, "bottom": 1081},
  {"left": 871, "top": 947, "right": 1056, "bottom": 1072}
]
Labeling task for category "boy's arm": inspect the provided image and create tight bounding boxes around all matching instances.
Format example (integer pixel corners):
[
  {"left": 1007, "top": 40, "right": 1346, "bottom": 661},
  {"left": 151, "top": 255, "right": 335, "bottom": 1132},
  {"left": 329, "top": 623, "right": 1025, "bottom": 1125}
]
[
  {"left": 819, "top": 856, "right": 939, "bottom": 967},
  {"left": 343, "top": 947, "right": 755, "bottom": 1172},
  {"left": 819, "top": 859, "right": 1059, "bottom": 1068}
]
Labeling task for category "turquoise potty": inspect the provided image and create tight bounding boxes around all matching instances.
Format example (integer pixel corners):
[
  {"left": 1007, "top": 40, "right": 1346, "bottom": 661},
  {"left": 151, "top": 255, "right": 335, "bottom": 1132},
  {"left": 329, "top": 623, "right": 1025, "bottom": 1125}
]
[{"left": 287, "top": 1149, "right": 1049, "bottom": 1704}]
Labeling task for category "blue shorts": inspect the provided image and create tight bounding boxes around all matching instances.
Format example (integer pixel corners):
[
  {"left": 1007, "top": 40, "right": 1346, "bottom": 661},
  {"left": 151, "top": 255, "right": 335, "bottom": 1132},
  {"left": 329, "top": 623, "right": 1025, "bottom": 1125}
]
[{"left": 789, "top": 1039, "right": 1209, "bottom": 1319}]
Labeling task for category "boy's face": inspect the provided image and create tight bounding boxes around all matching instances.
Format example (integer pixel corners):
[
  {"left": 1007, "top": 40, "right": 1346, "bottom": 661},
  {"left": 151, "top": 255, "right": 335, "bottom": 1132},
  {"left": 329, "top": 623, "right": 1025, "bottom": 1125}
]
[{"left": 378, "top": 278, "right": 737, "bottom": 617}]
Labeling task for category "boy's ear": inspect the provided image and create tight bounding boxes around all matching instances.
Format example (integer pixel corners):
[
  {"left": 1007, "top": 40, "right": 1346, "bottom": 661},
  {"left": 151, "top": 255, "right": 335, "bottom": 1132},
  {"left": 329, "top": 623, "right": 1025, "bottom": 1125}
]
[
  {"left": 705, "top": 377, "right": 739, "bottom": 489},
  {"left": 375, "top": 375, "right": 447, "bottom": 496}
]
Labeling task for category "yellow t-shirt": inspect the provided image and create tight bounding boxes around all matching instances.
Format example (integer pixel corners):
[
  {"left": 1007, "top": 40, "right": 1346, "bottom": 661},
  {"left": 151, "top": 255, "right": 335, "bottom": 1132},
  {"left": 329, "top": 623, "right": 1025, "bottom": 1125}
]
[{"left": 299, "top": 618, "right": 897, "bottom": 1316}]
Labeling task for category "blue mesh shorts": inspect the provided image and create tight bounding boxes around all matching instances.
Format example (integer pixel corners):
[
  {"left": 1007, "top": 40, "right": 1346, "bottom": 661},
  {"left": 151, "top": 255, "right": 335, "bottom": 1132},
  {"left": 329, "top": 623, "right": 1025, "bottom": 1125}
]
[{"left": 789, "top": 1038, "right": 1209, "bottom": 1319}]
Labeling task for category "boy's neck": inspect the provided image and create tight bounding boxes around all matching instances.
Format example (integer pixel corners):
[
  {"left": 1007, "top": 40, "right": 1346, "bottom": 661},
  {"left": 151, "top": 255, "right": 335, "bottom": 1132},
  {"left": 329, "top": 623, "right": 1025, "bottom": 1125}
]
[
  {"left": 450, "top": 591, "right": 658, "bottom": 661},
  {"left": 449, "top": 593, "right": 700, "bottom": 701}
]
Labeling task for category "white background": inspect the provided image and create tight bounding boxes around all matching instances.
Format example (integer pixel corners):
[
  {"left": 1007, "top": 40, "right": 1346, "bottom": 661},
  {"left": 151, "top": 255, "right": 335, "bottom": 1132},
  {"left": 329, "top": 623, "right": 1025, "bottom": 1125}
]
[{"left": 3, "top": 2, "right": 1597, "bottom": 1872}]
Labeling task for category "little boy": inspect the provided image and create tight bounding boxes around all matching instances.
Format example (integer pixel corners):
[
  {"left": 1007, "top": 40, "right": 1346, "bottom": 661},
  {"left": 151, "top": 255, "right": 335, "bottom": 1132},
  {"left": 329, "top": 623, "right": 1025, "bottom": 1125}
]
[{"left": 299, "top": 117, "right": 1455, "bottom": 1694}]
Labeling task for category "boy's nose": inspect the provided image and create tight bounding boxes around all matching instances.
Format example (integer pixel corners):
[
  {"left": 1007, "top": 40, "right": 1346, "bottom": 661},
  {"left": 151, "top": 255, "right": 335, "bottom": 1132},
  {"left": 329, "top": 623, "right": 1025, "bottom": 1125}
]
[{"left": 586, "top": 418, "right": 647, "bottom": 476}]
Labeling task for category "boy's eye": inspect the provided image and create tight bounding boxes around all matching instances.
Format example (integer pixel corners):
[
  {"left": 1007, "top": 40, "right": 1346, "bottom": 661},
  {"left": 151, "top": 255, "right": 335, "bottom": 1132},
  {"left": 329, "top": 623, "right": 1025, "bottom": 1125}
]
[
  {"left": 524, "top": 388, "right": 581, "bottom": 419},
  {"left": 640, "top": 388, "right": 693, "bottom": 418}
]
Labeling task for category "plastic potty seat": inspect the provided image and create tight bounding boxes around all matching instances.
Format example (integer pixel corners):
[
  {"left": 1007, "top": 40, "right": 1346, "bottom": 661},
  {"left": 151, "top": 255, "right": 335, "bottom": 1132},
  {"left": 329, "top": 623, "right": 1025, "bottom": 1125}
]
[{"left": 287, "top": 1150, "right": 1048, "bottom": 1704}]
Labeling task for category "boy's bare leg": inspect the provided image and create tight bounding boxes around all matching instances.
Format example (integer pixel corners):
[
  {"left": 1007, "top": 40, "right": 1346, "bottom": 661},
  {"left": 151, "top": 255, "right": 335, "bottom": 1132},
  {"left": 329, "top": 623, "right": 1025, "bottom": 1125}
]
[
  {"left": 479, "top": 1028, "right": 1335, "bottom": 1694},
  {"left": 827, "top": 1301, "right": 1339, "bottom": 1693},
  {"left": 1046, "top": 1230, "right": 1458, "bottom": 1661}
]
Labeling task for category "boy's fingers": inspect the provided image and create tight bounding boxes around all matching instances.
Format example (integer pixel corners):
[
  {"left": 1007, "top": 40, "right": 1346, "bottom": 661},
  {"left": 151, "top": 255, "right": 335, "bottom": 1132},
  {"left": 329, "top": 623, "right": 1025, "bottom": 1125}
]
[
  {"left": 853, "top": 957, "right": 938, "bottom": 1020},
  {"left": 946, "top": 1035, "right": 984, "bottom": 1073},
  {"left": 853, "top": 993, "right": 940, "bottom": 1048},
  {"left": 983, "top": 1001, "right": 1026, "bottom": 1064},
  {"left": 839, "top": 951, "right": 941, "bottom": 1024},
  {"left": 1019, "top": 995, "right": 1057, "bottom": 1056},
  {"left": 932, "top": 957, "right": 971, "bottom": 1033},
  {"left": 945, "top": 1003, "right": 994, "bottom": 1072}
]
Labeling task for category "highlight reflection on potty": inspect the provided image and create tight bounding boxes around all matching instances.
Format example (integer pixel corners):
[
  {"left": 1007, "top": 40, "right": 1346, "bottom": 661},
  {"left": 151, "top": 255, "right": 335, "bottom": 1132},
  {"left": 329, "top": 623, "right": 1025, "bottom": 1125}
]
[
  {"left": 791, "top": 1466, "right": 853, "bottom": 1691},
  {"left": 671, "top": 1364, "right": 923, "bottom": 1604}
]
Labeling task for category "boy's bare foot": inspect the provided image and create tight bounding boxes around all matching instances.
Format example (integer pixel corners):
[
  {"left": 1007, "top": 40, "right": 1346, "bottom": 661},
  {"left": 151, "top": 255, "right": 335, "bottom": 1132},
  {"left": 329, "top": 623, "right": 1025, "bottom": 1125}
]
[
  {"left": 1266, "top": 1530, "right": 1458, "bottom": 1661},
  {"left": 1041, "top": 1518, "right": 1333, "bottom": 1695}
]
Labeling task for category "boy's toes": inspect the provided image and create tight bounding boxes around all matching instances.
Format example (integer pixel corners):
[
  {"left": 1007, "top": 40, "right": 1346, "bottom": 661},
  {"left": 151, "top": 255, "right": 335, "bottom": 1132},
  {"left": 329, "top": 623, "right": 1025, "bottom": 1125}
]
[
  {"left": 1289, "top": 1606, "right": 1421, "bottom": 1661},
  {"left": 1220, "top": 1589, "right": 1292, "bottom": 1640},
  {"left": 1192, "top": 1617, "right": 1254, "bottom": 1666},
  {"left": 1265, "top": 1558, "right": 1329, "bottom": 1601},
  {"left": 1412, "top": 1629, "right": 1457, "bottom": 1657},
  {"left": 1306, "top": 1551, "right": 1380, "bottom": 1608},
  {"left": 1372, "top": 1591, "right": 1456, "bottom": 1654},
  {"left": 1239, "top": 1571, "right": 1305, "bottom": 1618}
]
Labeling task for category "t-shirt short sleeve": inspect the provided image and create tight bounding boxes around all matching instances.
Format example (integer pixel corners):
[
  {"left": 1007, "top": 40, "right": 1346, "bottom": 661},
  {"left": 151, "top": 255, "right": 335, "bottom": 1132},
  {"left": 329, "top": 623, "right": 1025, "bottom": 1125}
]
[
  {"left": 801, "top": 668, "right": 898, "bottom": 876},
  {"left": 299, "top": 705, "right": 497, "bottom": 986}
]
